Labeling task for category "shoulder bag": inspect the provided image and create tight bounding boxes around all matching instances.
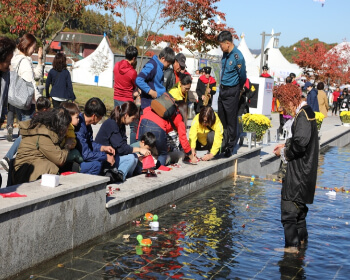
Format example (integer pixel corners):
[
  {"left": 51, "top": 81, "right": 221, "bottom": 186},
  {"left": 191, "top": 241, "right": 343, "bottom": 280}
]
[{"left": 8, "top": 58, "right": 35, "bottom": 110}]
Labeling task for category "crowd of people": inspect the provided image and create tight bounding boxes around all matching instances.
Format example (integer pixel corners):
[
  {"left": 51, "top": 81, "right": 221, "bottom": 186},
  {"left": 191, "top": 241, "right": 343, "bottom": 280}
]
[
  {"left": 0, "top": 31, "right": 332, "bottom": 253},
  {"left": 0, "top": 31, "right": 247, "bottom": 187}
]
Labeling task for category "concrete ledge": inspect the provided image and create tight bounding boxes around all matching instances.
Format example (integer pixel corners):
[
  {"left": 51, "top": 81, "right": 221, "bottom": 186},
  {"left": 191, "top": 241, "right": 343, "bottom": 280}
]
[
  {"left": 0, "top": 174, "right": 109, "bottom": 214},
  {"left": 0, "top": 174, "right": 109, "bottom": 280},
  {"left": 320, "top": 127, "right": 350, "bottom": 150}
]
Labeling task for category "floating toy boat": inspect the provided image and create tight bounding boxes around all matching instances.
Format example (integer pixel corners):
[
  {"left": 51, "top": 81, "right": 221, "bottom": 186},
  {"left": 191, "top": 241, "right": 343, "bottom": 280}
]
[
  {"left": 144, "top": 213, "right": 158, "bottom": 221},
  {"left": 326, "top": 190, "right": 336, "bottom": 196},
  {"left": 137, "top": 234, "right": 152, "bottom": 246}
]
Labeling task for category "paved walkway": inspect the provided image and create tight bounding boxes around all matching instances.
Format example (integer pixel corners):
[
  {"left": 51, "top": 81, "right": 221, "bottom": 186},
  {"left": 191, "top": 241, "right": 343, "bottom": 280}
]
[{"left": 0, "top": 111, "right": 346, "bottom": 188}]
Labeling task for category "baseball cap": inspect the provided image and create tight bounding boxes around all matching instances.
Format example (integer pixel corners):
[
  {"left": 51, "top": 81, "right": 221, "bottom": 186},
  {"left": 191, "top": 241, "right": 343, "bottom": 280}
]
[
  {"left": 303, "top": 81, "right": 312, "bottom": 90},
  {"left": 175, "top": 53, "right": 186, "bottom": 68}
]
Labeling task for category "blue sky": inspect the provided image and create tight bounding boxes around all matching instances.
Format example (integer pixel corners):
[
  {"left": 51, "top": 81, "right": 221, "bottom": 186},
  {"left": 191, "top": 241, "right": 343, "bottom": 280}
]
[{"left": 162, "top": 0, "right": 349, "bottom": 49}]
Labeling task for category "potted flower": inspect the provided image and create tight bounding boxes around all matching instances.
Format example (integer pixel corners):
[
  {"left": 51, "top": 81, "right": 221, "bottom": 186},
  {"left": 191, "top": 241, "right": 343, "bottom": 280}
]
[
  {"left": 340, "top": 111, "right": 350, "bottom": 127},
  {"left": 242, "top": 113, "right": 272, "bottom": 141},
  {"left": 315, "top": 112, "right": 325, "bottom": 131}
]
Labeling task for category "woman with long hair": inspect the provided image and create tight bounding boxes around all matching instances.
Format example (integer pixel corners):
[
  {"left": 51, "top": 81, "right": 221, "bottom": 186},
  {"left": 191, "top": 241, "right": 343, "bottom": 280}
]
[
  {"left": 45, "top": 53, "right": 75, "bottom": 108},
  {"left": 13, "top": 107, "right": 71, "bottom": 184},
  {"left": 137, "top": 100, "right": 196, "bottom": 167},
  {"left": 10, "top": 33, "right": 43, "bottom": 121},
  {"left": 95, "top": 101, "right": 150, "bottom": 182},
  {"left": 189, "top": 106, "right": 224, "bottom": 161}
]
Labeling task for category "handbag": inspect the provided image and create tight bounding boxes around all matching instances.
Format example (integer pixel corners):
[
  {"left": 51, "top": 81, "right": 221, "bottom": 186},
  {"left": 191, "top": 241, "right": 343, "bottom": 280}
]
[
  {"left": 151, "top": 92, "right": 176, "bottom": 119},
  {"left": 8, "top": 58, "right": 35, "bottom": 110}
]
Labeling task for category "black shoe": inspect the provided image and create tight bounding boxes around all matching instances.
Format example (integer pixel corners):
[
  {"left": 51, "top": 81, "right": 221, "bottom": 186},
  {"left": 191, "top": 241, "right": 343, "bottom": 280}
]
[
  {"left": 106, "top": 168, "right": 125, "bottom": 183},
  {"left": 6, "top": 126, "right": 13, "bottom": 142},
  {"left": 71, "top": 162, "right": 81, "bottom": 172},
  {"left": 115, "top": 170, "right": 125, "bottom": 182},
  {"left": 105, "top": 171, "right": 115, "bottom": 183},
  {"left": 224, "top": 147, "right": 233, "bottom": 158}
]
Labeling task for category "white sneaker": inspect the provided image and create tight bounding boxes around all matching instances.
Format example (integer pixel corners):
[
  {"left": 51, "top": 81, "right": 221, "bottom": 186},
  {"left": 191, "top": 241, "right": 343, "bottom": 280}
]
[{"left": 0, "top": 157, "right": 9, "bottom": 172}]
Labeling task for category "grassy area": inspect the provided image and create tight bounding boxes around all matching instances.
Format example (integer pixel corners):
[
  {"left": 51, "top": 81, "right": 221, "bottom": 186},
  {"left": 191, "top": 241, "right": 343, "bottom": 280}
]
[{"left": 72, "top": 83, "right": 115, "bottom": 113}]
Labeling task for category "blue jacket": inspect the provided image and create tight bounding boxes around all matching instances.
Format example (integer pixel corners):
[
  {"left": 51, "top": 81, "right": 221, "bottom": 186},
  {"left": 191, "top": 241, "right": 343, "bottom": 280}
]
[
  {"left": 95, "top": 118, "right": 133, "bottom": 156},
  {"left": 307, "top": 88, "right": 319, "bottom": 112},
  {"left": 45, "top": 68, "right": 75, "bottom": 100},
  {"left": 221, "top": 46, "right": 246, "bottom": 88},
  {"left": 136, "top": 55, "right": 166, "bottom": 109},
  {"left": 75, "top": 113, "right": 106, "bottom": 162}
]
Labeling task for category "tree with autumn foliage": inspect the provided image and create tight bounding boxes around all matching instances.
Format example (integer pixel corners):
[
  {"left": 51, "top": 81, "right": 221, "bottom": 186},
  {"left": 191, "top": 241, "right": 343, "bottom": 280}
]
[
  {"left": 293, "top": 40, "right": 350, "bottom": 85},
  {"left": 120, "top": 0, "right": 235, "bottom": 71},
  {"left": 157, "top": 0, "right": 236, "bottom": 55},
  {"left": 280, "top": 37, "right": 336, "bottom": 63},
  {"left": 0, "top": 0, "right": 123, "bottom": 83},
  {"left": 120, "top": 0, "right": 174, "bottom": 71}
]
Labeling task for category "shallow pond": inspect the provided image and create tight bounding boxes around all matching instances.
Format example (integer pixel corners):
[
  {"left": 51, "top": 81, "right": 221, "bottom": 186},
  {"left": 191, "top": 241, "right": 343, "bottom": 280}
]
[{"left": 22, "top": 146, "right": 350, "bottom": 279}]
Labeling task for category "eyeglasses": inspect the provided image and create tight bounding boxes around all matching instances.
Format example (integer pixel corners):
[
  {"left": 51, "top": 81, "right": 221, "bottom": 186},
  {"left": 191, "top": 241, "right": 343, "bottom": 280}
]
[{"left": 182, "top": 86, "right": 191, "bottom": 91}]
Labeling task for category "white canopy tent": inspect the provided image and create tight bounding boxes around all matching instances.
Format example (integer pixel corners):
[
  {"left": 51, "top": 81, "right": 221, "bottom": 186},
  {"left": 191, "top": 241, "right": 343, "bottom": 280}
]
[
  {"left": 237, "top": 33, "right": 255, "bottom": 65},
  {"left": 72, "top": 36, "right": 114, "bottom": 88},
  {"left": 245, "top": 30, "right": 303, "bottom": 81}
]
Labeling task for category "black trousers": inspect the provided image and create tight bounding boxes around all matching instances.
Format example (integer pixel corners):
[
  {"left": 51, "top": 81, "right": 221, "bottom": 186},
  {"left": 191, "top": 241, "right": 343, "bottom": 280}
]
[
  {"left": 332, "top": 101, "right": 338, "bottom": 115},
  {"left": 218, "top": 84, "right": 240, "bottom": 151},
  {"left": 278, "top": 114, "right": 286, "bottom": 135},
  {"left": 195, "top": 131, "right": 215, "bottom": 151},
  {"left": 52, "top": 99, "right": 63, "bottom": 109},
  {"left": 281, "top": 199, "right": 309, "bottom": 247},
  {"left": 6, "top": 104, "right": 16, "bottom": 128}
]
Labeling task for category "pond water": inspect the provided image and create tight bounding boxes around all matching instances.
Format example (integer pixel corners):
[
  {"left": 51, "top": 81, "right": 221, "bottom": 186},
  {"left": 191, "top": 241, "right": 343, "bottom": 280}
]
[{"left": 23, "top": 146, "right": 350, "bottom": 280}]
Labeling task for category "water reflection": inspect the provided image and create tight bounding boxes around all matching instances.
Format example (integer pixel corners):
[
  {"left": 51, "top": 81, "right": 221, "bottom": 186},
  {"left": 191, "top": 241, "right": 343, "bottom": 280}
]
[
  {"left": 278, "top": 244, "right": 307, "bottom": 280},
  {"left": 19, "top": 146, "right": 350, "bottom": 279}
]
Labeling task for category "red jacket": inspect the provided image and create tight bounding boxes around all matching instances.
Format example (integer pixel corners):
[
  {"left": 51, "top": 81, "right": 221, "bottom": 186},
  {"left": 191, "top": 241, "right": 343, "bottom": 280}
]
[
  {"left": 333, "top": 91, "right": 341, "bottom": 102},
  {"left": 137, "top": 107, "right": 191, "bottom": 153},
  {"left": 260, "top": 73, "right": 272, "bottom": 78},
  {"left": 199, "top": 75, "right": 216, "bottom": 84},
  {"left": 113, "top": 60, "right": 137, "bottom": 102}
]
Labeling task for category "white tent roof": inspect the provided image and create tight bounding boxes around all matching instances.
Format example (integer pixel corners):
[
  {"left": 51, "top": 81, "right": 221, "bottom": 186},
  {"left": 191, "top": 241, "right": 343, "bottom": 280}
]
[
  {"left": 246, "top": 30, "right": 302, "bottom": 80},
  {"left": 72, "top": 36, "right": 114, "bottom": 88},
  {"left": 238, "top": 33, "right": 255, "bottom": 64}
]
